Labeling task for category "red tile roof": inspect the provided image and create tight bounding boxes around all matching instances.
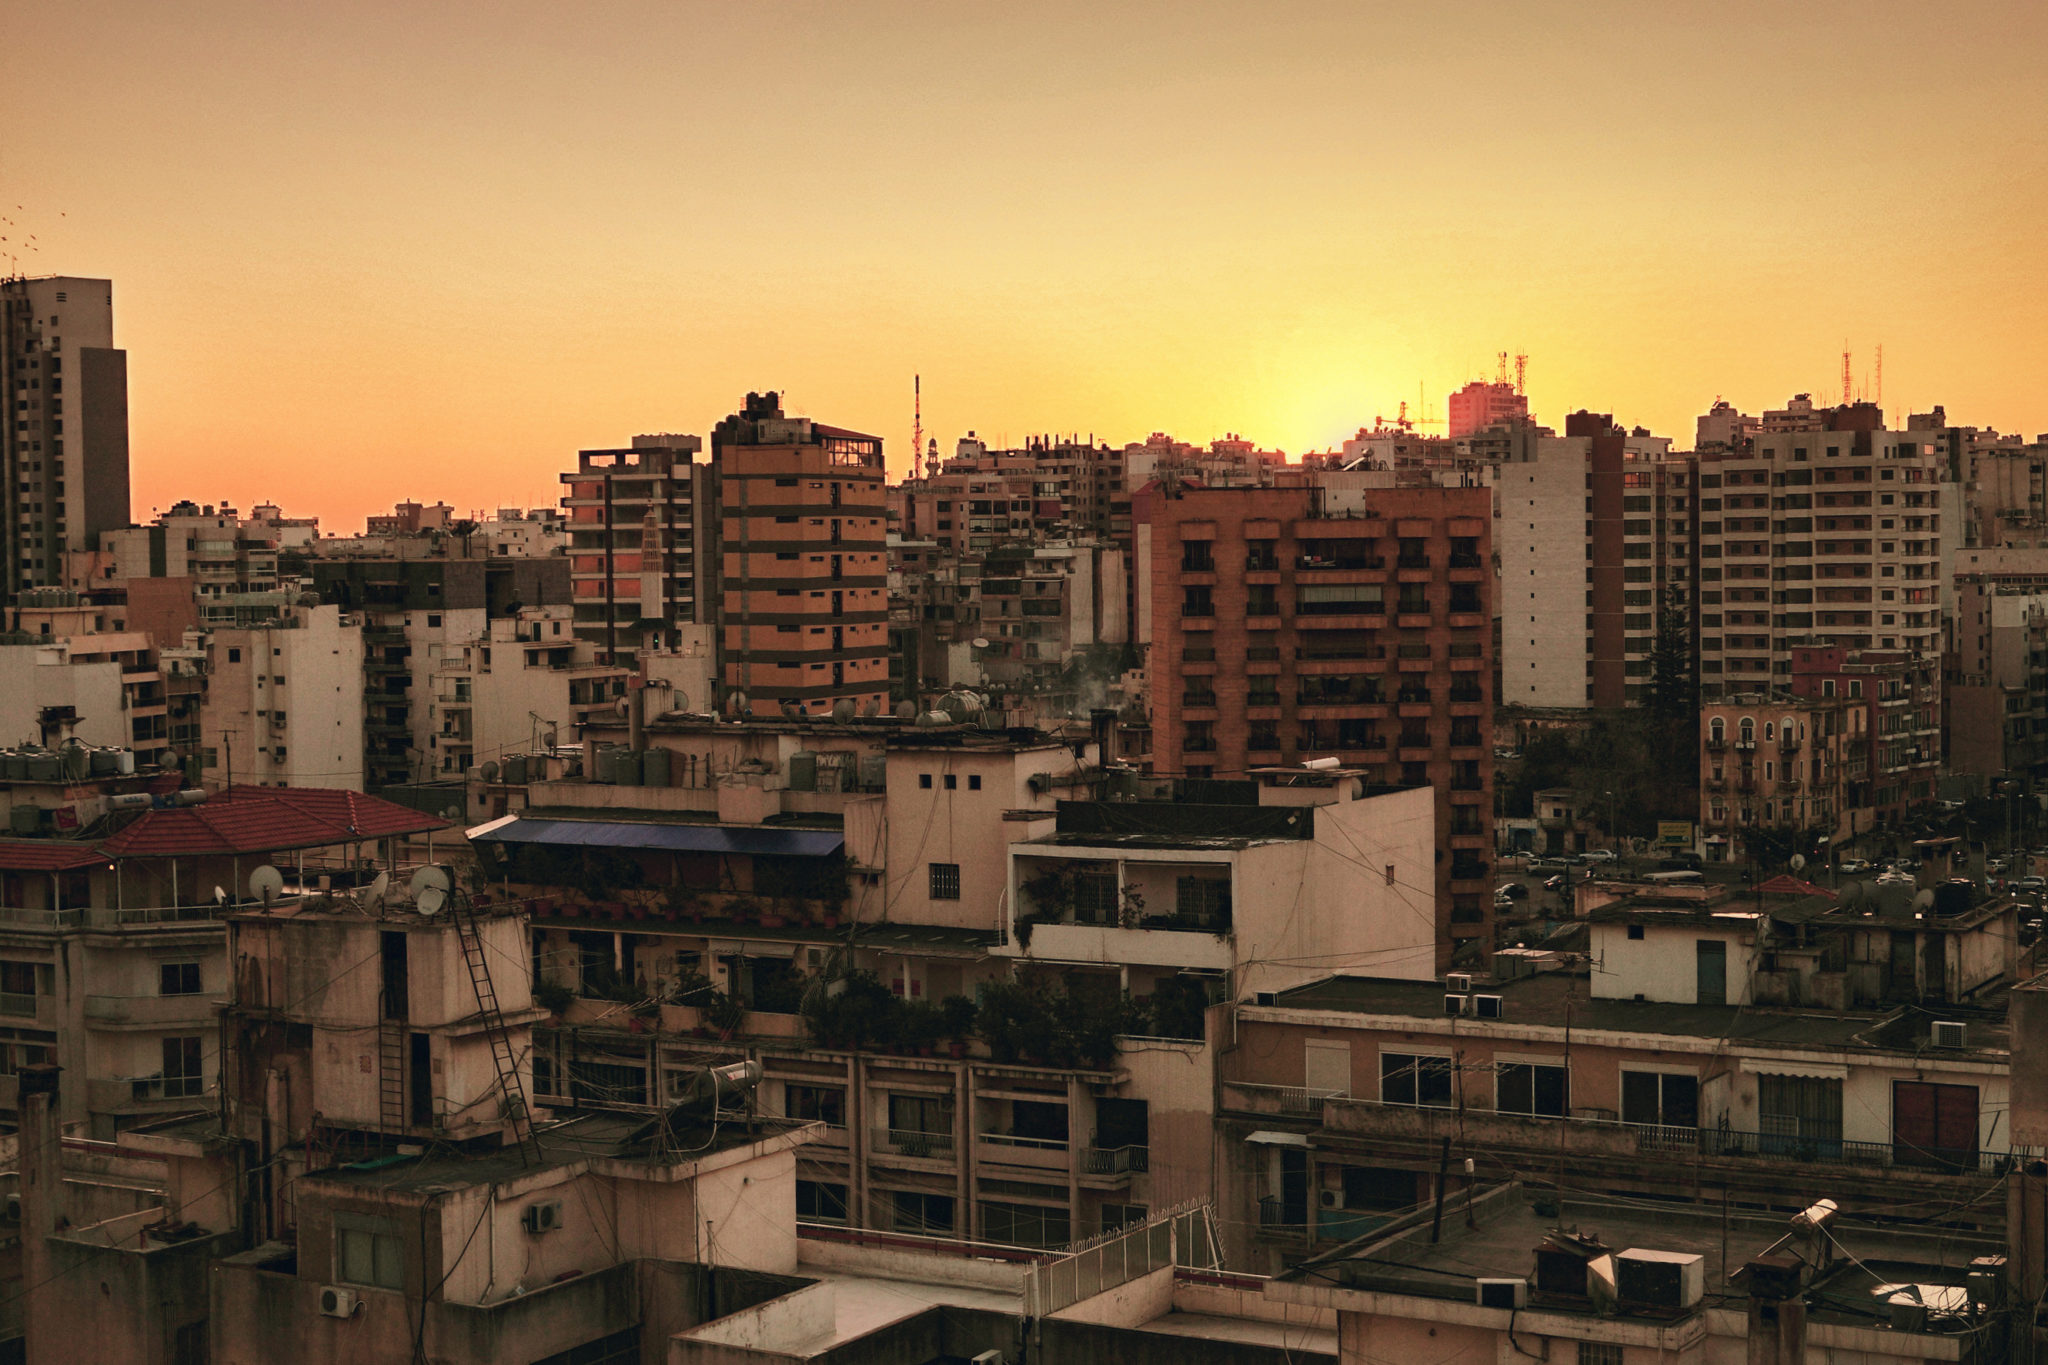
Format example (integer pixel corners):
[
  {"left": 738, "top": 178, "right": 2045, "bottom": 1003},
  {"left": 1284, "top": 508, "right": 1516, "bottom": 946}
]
[
  {"left": 1754, "top": 874, "right": 1835, "bottom": 899},
  {"left": 99, "top": 786, "right": 450, "bottom": 859},
  {"left": 0, "top": 840, "right": 107, "bottom": 872}
]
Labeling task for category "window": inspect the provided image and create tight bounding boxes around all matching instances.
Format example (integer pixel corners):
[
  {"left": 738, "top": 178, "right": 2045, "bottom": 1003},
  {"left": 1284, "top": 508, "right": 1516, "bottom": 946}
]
[
  {"left": 929, "top": 863, "right": 961, "bottom": 900},
  {"left": 335, "top": 1214, "right": 406, "bottom": 1289},
  {"left": 892, "top": 1190, "right": 954, "bottom": 1234},
  {"left": 159, "top": 962, "right": 202, "bottom": 996},
  {"left": 162, "top": 1036, "right": 204, "bottom": 1098},
  {"left": 968, "top": 774, "right": 981, "bottom": 791},
  {"left": 785, "top": 1083, "right": 845, "bottom": 1126},
  {"left": 1759, "top": 1073, "right": 1842, "bottom": 1156},
  {"left": 980, "top": 1200, "right": 1070, "bottom": 1248},
  {"left": 1073, "top": 871, "right": 1119, "bottom": 924},
  {"left": 1497, "top": 1062, "right": 1569, "bottom": 1117},
  {"left": 1620, "top": 1070, "right": 1698, "bottom": 1128},
  {"left": 943, "top": 774, "right": 957, "bottom": 790},
  {"left": 227, "top": 647, "right": 241, "bottom": 663},
  {"left": 1174, "top": 876, "right": 1231, "bottom": 927},
  {"left": 796, "top": 1180, "right": 849, "bottom": 1223},
  {"left": 1380, "top": 1052, "right": 1452, "bottom": 1107},
  {"left": 1578, "top": 1343, "right": 1623, "bottom": 1365},
  {"left": 919, "top": 773, "right": 932, "bottom": 789}
]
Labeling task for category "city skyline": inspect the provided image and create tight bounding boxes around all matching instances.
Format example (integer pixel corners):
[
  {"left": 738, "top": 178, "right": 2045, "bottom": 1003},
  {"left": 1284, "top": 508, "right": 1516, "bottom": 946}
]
[{"left": 6, "top": 1, "right": 2046, "bottom": 525}]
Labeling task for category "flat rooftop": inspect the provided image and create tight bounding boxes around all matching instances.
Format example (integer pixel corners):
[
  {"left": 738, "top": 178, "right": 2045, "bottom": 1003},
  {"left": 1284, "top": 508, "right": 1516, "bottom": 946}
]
[
  {"left": 1267, "top": 973, "right": 1917, "bottom": 1050},
  {"left": 1302, "top": 1188, "right": 2000, "bottom": 1332}
]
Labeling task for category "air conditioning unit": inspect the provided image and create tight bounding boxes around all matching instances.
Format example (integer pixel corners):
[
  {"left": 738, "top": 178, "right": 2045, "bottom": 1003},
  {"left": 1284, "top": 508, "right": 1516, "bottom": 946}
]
[
  {"left": 1445, "top": 972, "right": 1473, "bottom": 993},
  {"left": 521, "top": 1201, "right": 563, "bottom": 1234},
  {"left": 1615, "top": 1249, "right": 1705, "bottom": 1310},
  {"left": 1443, "top": 993, "right": 1470, "bottom": 1016},
  {"left": 1319, "top": 1189, "right": 1346, "bottom": 1210},
  {"left": 1932, "top": 1020, "right": 1968, "bottom": 1048},
  {"left": 318, "top": 1286, "right": 358, "bottom": 1318},
  {"left": 1476, "top": 1278, "right": 1528, "bottom": 1310},
  {"left": 1473, "top": 994, "right": 1504, "bottom": 1020}
]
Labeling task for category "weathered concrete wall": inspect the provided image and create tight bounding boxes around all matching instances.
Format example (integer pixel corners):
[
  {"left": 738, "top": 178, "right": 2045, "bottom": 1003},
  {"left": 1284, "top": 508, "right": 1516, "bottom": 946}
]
[{"left": 1049, "top": 1263, "right": 1173, "bottom": 1326}]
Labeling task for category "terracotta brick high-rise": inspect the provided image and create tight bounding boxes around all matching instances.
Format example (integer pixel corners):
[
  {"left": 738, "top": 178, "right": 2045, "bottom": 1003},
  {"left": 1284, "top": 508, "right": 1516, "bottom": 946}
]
[
  {"left": 712, "top": 392, "right": 889, "bottom": 715},
  {"left": 1145, "top": 482, "right": 1495, "bottom": 968}
]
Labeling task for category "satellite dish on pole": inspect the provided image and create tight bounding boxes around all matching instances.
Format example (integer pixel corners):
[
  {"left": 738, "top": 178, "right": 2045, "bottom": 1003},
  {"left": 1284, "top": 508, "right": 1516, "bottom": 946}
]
[
  {"left": 1789, "top": 854, "right": 1806, "bottom": 872},
  {"left": 415, "top": 887, "right": 447, "bottom": 917},
  {"left": 364, "top": 871, "right": 390, "bottom": 910},
  {"left": 248, "top": 864, "right": 285, "bottom": 906}
]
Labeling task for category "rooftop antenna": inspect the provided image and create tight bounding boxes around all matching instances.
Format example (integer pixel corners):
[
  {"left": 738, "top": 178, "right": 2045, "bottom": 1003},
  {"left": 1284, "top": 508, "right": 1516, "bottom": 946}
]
[
  {"left": 915, "top": 374, "right": 936, "bottom": 480},
  {"left": 1515, "top": 352, "right": 1527, "bottom": 397},
  {"left": 1875, "top": 343, "right": 1883, "bottom": 410},
  {"left": 1842, "top": 343, "right": 1853, "bottom": 407},
  {"left": 1497, "top": 351, "right": 1509, "bottom": 387}
]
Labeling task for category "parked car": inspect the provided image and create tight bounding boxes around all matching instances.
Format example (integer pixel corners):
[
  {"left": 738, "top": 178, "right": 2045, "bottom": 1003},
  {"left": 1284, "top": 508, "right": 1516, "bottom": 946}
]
[
  {"left": 1839, "top": 859, "right": 1872, "bottom": 875},
  {"left": 1660, "top": 851, "right": 1705, "bottom": 872},
  {"left": 2019, "top": 876, "right": 2047, "bottom": 894},
  {"left": 1543, "top": 874, "right": 1567, "bottom": 892},
  {"left": 1526, "top": 857, "right": 1564, "bottom": 874},
  {"left": 1496, "top": 882, "right": 1530, "bottom": 901},
  {"left": 1581, "top": 849, "right": 1617, "bottom": 863}
]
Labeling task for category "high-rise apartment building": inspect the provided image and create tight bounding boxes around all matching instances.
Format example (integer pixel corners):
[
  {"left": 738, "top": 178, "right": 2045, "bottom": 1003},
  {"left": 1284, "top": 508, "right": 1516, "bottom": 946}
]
[
  {"left": 1446, "top": 379, "right": 1528, "bottom": 438},
  {"left": 1693, "top": 404, "right": 1942, "bottom": 817},
  {"left": 712, "top": 392, "right": 889, "bottom": 715},
  {"left": 1496, "top": 413, "right": 1692, "bottom": 708},
  {"left": 1145, "top": 482, "right": 1495, "bottom": 966},
  {"left": 1, "top": 277, "right": 130, "bottom": 597},
  {"left": 561, "top": 433, "right": 711, "bottom": 661}
]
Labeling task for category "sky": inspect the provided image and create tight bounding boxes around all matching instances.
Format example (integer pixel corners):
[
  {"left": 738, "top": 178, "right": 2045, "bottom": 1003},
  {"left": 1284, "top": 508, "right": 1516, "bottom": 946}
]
[{"left": 6, "top": 1, "right": 2046, "bottom": 528}]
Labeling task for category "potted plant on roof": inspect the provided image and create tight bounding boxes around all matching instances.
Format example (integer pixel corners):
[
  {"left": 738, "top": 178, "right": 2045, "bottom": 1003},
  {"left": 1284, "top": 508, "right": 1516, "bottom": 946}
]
[
  {"left": 939, "top": 994, "right": 978, "bottom": 1059},
  {"left": 703, "top": 986, "right": 747, "bottom": 1042}
]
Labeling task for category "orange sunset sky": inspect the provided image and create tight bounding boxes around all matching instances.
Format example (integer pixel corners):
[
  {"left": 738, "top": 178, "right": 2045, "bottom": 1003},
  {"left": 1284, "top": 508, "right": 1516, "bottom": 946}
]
[{"left": 5, "top": 1, "right": 2046, "bottom": 529}]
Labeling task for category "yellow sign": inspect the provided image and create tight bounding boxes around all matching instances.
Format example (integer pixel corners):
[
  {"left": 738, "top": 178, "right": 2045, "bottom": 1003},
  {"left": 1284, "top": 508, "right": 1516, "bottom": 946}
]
[{"left": 1657, "top": 822, "right": 1694, "bottom": 847}]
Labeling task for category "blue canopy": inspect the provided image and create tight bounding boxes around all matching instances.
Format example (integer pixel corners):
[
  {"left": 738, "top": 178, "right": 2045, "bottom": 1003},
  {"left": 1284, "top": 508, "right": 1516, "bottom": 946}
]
[{"left": 467, "top": 815, "right": 843, "bottom": 858}]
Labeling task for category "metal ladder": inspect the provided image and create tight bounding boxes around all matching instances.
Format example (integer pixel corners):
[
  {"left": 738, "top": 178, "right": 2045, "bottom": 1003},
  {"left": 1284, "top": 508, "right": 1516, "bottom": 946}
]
[
  {"left": 454, "top": 902, "right": 538, "bottom": 1163},
  {"left": 376, "top": 1015, "right": 407, "bottom": 1136}
]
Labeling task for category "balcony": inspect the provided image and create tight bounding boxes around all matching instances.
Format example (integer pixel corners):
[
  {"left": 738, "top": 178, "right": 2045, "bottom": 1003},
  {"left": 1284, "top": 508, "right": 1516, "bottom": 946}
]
[
  {"left": 874, "top": 1127, "right": 955, "bottom": 1161},
  {"left": 975, "top": 1131, "right": 1068, "bottom": 1171},
  {"left": 85, "top": 992, "right": 227, "bottom": 1028},
  {"left": 1223, "top": 1085, "right": 2013, "bottom": 1180},
  {"left": 1081, "top": 1145, "right": 1149, "bottom": 1176},
  {"left": 1257, "top": 1196, "right": 1306, "bottom": 1230},
  {"left": 89, "top": 1074, "right": 212, "bottom": 1113}
]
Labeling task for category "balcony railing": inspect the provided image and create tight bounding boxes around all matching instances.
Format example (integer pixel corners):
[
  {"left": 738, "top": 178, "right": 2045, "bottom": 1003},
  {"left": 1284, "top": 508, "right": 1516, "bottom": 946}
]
[
  {"left": 1257, "top": 1196, "right": 1305, "bottom": 1229},
  {"left": 876, "top": 1127, "right": 955, "bottom": 1159},
  {"left": 1082, "top": 1145, "right": 1150, "bottom": 1175},
  {"left": 1223, "top": 1084, "right": 2018, "bottom": 1178},
  {"left": 0, "top": 991, "right": 40, "bottom": 1017}
]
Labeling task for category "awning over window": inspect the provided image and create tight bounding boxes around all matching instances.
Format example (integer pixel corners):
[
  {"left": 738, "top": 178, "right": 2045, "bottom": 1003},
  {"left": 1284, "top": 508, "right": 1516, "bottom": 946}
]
[
  {"left": 1741, "top": 1058, "right": 1848, "bottom": 1080},
  {"left": 466, "top": 815, "right": 844, "bottom": 859},
  {"left": 1245, "top": 1130, "right": 1311, "bottom": 1147}
]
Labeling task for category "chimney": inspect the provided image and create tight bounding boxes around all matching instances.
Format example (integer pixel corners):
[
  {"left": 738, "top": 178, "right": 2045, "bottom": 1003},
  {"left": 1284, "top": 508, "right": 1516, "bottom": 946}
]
[
  {"left": 19, "top": 1064, "right": 61, "bottom": 1365},
  {"left": 1090, "top": 708, "right": 1117, "bottom": 767}
]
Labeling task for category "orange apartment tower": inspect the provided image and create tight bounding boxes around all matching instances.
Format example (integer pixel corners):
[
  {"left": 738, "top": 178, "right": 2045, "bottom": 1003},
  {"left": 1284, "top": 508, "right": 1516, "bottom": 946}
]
[
  {"left": 711, "top": 392, "right": 890, "bottom": 716},
  {"left": 1145, "top": 481, "right": 1496, "bottom": 968}
]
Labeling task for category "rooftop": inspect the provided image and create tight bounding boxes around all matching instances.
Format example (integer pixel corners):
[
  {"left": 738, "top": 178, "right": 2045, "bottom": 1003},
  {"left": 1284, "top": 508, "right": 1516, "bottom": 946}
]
[
  {"left": 100, "top": 785, "right": 449, "bottom": 859},
  {"left": 1289, "top": 1186, "right": 2000, "bottom": 1335},
  {"left": 1263, "top": 972, "right": 1943, "bottom": 1051}
]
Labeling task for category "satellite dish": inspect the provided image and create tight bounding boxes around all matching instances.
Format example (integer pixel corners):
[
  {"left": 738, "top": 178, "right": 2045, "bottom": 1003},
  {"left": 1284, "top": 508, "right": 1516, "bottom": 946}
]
[
  {"left": 780, "top": 699, "right": 802, "bottom": 718},
  {"left": 1789, "top": 854, "right": 1806, "bottom": 872},
  {"left": 415, "top": 887, "right": 447, "bottom": 917},
  {"left": 615, "top": 696, "right": 631, "bottom": 718},
  {"left": 727, "top": 691, "right": 748, "bottom": 718},
  {"left": 409, "top": 864, "right": 452, "bottom": 900},
  {"left": 833, "top": 699, "right": 855, "bottom": 723},
  {"left": 1913, "top": 889, "right": 1936, "bottom": 914},
  {"left": 248, "top": 864, "right": 285, "bottom": 904},
  {"left": 971, "top": 637, "right": 991, "bottom": 649},
  {"left": 667, "top": 695, "right": 686, "bottom": 717},
  {"left": 364, "top": 871, "right": 390, "bottom": 909},
  {"left": 895, "top": 700, "right": 917, "bottom": 721},
  {"left": 542, "top": 728, "right": 559, "bottom": 749},
  {"left": 861, "top": 699, "right": 880, "bottom": 718},
  {"left": 480, "top": 760, "right": 500, "bottom": 782},
  {"left": 213, "top": 885, "right": 229, "bottom": 906},
  {"left": 442, "top": 806, "right": 462, "bottom": 820}
]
